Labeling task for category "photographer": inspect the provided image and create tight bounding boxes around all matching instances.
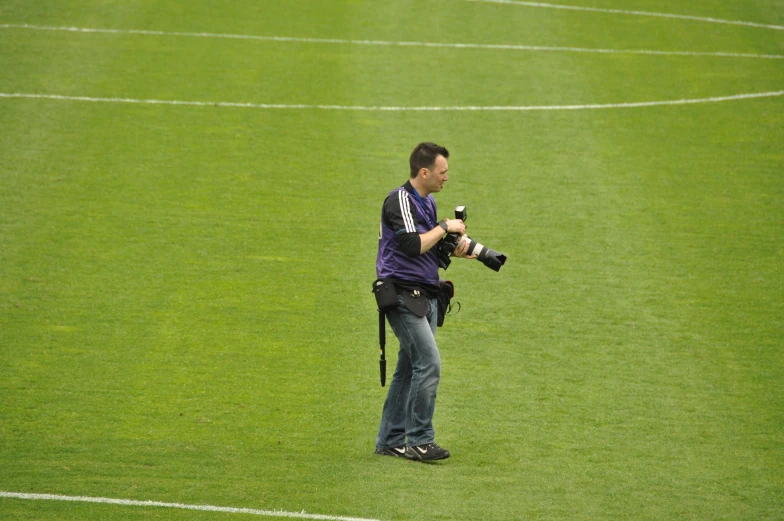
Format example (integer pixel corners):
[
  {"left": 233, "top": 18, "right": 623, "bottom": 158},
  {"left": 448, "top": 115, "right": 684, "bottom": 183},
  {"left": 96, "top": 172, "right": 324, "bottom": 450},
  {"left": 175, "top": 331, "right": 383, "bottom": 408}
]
[{"left": 373, "top": 142, "right": 474, "bottom": 462}]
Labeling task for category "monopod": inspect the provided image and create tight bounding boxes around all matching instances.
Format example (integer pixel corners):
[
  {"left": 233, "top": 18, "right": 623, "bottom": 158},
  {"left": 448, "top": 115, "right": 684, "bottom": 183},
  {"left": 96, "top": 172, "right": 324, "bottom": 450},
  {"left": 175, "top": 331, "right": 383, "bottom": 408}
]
[{"left": 378, "top": 310, "right": 386, "bottom": 387}]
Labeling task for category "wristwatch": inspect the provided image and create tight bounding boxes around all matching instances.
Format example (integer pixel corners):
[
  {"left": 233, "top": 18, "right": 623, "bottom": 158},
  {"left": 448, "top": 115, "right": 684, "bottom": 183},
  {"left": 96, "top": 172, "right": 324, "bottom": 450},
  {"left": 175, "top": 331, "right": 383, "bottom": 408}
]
[{"left": 438, "top": 220, "right": 448, "bottom": 232}]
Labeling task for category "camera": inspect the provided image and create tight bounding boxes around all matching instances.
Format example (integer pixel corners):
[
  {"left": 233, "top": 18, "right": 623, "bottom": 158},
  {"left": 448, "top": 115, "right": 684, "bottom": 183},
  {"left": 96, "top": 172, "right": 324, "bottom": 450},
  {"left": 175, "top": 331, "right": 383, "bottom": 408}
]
[{"left": 438, "top": 206, "right": 507, "bottom": 272}]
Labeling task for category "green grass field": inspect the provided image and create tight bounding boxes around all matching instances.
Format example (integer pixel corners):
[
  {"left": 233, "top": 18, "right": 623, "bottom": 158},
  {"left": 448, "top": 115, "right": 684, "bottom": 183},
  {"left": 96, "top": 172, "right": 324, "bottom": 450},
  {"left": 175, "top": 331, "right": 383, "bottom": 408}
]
[{"left": 1, "top": 1, "right": 782, "bottom": 520}]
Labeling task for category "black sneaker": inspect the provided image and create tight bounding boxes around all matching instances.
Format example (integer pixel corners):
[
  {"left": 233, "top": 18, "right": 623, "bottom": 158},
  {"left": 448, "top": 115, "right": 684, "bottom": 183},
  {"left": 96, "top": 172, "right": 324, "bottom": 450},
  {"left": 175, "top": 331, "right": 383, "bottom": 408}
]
[
  {"left": 405, "top": 442, "right": 450, "bottom": 461},
  {"left": 374, "top": 445, "right": 408, "bottom": 458}
]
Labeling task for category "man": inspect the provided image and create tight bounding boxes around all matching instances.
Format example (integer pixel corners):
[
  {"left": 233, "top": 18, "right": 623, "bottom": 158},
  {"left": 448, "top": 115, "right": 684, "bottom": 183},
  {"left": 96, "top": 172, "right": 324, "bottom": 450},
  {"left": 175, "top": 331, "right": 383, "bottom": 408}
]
[{"left": 374, "top": 142, "right": 474, "bottom": 461}]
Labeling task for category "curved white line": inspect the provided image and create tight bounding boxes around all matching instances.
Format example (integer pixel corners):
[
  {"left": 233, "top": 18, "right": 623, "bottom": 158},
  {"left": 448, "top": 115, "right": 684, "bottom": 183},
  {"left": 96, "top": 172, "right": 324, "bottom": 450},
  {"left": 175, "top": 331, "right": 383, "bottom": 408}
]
[
  {"left": 0, "top": 491, "right": 384, "bottom": 521},
  {"left": 467, "top": 0, "right": 784, "bottom": 31},
  {"left": 0, "top": 90, "right": 782, "bottom": 111},
  {"left": 0, "top": 24, "right": 781, "bottom": 59}
]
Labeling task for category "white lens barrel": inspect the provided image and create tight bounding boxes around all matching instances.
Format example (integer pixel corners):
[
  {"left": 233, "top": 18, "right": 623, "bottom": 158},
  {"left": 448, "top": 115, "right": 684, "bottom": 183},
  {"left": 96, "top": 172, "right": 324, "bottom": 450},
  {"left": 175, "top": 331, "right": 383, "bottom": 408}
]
[{"left": 467, "top": 239, "right": 485, "bottom": 257}]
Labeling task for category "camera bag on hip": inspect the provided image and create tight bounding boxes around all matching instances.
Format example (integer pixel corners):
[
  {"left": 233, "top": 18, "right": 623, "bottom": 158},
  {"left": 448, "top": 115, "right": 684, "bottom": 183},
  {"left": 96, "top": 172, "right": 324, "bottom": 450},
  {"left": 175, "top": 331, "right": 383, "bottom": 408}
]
[
  {"left": 437, "top": 280, "right": 457, "bottom": 327},
  {"left": 372, "top": 279, "right": 398, "bottom": 312},
  {"left": 372, "top": 279, "right": 429, "bottom": 317},
  {"left": 401, "top": 289, "right": 429, "bottom": 317},
  {"left": 372, "top": 279, "right": 398, "bottom": 387}
]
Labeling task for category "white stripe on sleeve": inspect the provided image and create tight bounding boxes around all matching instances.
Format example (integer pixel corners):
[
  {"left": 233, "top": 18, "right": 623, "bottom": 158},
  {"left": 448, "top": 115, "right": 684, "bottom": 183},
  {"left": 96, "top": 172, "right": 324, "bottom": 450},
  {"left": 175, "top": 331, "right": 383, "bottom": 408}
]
[{"left": 398, "top": 191, "right": 416, "bottom": 233}]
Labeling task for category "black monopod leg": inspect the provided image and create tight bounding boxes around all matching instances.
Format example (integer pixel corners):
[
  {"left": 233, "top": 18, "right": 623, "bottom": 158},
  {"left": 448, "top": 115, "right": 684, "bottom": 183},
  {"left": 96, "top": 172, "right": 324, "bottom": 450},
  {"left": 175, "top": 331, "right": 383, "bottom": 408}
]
[{"left": 379, "top": 310, "right": 386, "bottom": 387}]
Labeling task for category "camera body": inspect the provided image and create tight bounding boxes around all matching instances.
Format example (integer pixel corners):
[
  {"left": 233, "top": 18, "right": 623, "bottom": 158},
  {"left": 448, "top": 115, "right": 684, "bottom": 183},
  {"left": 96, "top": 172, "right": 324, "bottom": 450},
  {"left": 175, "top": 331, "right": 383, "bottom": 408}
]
[{"left": 438, "top": 206, "right": 507, "bottom": 272}]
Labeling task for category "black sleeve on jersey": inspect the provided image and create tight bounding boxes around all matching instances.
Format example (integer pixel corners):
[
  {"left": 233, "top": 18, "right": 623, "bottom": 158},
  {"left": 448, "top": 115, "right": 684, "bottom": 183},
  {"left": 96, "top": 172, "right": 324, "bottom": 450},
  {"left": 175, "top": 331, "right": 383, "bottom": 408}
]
[
  {"left": 383, "top": 191, "right": 422, "bottom": 258},
  {"left": 397, "top": 232, "right": 421, "bottom": 258}
]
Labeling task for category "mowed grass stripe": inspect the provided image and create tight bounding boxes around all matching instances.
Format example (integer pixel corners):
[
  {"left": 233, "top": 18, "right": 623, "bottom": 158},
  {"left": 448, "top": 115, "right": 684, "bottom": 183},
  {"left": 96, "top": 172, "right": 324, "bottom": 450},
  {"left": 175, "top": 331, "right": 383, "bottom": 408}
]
[{"left": 1, "top": 24, "right": 782, "bottom": 59}]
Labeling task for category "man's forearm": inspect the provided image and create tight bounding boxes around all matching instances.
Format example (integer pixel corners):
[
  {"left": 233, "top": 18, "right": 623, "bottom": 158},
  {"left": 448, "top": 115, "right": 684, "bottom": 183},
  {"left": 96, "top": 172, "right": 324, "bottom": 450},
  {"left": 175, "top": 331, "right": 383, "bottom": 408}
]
[{"left": 419, "top": 226, "right": 445, "bottom": 255}]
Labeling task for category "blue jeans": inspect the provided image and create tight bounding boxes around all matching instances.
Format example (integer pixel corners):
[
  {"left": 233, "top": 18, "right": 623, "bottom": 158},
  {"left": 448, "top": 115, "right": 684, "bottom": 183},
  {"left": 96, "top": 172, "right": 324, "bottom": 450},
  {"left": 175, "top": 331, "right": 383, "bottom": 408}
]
[{"left": 376, "top": 295, "right": 441, "bottom": 449}]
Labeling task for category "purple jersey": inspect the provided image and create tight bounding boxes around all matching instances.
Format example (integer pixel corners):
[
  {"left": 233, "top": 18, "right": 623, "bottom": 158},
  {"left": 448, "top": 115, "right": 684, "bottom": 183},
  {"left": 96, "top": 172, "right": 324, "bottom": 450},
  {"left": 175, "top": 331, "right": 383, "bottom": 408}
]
[{"left": 376, "top": 182, "right": 440, "bottom": 287}]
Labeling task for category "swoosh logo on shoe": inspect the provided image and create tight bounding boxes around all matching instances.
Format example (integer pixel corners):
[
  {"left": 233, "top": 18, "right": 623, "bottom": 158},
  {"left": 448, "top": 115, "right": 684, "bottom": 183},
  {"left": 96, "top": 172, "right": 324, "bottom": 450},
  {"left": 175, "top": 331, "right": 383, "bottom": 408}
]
[
  {"left": 417, "top": 447, "right": 428, "bottom": 454},
  {"left": 393, "top": 447, "right": 406, "bottom": 454}
]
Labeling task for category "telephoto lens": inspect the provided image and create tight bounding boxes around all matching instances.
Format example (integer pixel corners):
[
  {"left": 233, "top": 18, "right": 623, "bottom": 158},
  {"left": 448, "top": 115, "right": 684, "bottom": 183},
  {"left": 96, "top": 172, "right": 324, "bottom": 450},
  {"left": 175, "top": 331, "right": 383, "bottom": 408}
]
[
  {"left": 451, "top": 205, "right": 507, "bottom": 272},
  {"left": 461, "top": 236, "right": 507, "bottom": 272}
]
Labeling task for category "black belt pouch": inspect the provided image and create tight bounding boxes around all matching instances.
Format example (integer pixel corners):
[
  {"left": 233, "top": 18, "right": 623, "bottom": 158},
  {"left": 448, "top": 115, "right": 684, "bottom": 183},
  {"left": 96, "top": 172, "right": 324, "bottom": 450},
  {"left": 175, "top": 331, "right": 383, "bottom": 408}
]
[
  {"left": 372, "top": 279, "right": 398, "bottom": 312},
  {"left": 401, "top": 289, "right": 429, "bottom": 317},
  {"left": 436, "top": 280, "right": 455, "bottom": 327}
]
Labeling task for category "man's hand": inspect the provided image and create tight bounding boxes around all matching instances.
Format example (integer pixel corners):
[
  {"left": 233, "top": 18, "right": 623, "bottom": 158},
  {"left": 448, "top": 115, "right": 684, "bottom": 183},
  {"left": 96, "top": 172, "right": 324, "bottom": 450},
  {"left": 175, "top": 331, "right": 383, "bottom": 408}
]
[
  {"left": 443, "top": 219, "right": 466, "bottom": 235},
  {"left": 452, "top": 235, "right": 477, "bottom": 259}
]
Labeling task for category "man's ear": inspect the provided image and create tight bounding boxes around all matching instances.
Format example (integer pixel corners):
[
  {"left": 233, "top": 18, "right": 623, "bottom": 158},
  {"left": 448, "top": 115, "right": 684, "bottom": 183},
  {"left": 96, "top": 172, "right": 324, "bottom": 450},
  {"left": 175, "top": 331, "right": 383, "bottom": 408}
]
[{"left": 419, "top": 167, "right": 429, "bottom": 179}]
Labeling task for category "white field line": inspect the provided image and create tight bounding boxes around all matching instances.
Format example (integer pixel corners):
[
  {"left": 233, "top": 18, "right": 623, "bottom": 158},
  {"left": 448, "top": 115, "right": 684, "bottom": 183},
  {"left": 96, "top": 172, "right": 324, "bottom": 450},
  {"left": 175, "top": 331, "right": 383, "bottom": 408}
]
[
  {"left": 0, "top": 24, "right": 781, "bottom": 60},
  {"left": 467, "top": 0, "right": 784, "bottom": 31},
  {"left": 0, "top": 90, "right": 782, "bottom": 111},
  {"left": 0, "top": 491, "right": 385, "bottom": 521}
]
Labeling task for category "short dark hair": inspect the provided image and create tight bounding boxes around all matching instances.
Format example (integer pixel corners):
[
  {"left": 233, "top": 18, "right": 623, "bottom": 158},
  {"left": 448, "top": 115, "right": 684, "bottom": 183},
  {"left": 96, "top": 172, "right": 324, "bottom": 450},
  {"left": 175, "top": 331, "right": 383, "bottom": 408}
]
[{"left": 409, "top": 142, "right": 449, "bottom": 178}]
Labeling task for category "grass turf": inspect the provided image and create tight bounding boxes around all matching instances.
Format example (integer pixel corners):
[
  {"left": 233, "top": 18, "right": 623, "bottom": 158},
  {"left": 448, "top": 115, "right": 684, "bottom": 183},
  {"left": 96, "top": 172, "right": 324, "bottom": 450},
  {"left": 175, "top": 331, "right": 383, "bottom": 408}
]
[{"left": 1, "top": 1, "right": 782, "bottom": 520}]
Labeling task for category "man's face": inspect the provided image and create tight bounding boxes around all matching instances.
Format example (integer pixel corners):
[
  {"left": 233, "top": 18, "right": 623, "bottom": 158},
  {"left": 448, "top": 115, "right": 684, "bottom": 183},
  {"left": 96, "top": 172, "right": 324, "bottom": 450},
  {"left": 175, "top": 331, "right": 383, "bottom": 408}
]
[{"left": 424, "top": 155, "right": 449, "bottom": 193}]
